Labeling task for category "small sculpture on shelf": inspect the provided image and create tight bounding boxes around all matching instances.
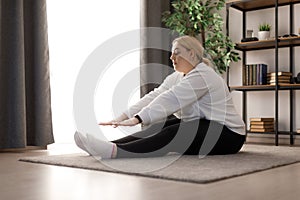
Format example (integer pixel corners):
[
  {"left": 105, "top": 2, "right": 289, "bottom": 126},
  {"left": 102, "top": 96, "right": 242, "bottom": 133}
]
[{"left": 293, "top": 72, "right": 300, "bottom": 83}]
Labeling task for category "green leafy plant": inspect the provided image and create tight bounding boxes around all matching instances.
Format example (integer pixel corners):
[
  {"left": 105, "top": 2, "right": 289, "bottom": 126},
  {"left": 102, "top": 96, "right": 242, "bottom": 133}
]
[
  {"left": 259, "top": 23, "right": 271, "bottom": 31},
  {"left": 162, "top": 0, "right": 240, "bottom": 74}
]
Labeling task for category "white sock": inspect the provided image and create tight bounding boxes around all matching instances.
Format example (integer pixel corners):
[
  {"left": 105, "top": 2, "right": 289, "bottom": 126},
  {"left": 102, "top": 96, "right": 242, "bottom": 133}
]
[
  {"left": 86, "top": 134, "right": 116, "bottom": 159},
  {"left": 74, "top": 131, "right": 92, "bottom": 155}
]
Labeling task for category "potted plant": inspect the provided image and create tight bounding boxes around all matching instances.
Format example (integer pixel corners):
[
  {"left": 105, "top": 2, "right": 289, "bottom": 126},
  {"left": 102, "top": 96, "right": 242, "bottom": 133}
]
[
  {"left": 162, "top": 0, "right": 240, "bottom": 74},
  {"left": 258, "top": 23, "right": 271, "bottom": 40}
]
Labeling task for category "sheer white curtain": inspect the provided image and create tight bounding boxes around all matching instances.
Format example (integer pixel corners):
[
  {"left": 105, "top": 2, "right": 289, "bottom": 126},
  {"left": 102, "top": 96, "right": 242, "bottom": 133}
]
[{"left": 47, "top": 0, "right": 140, "bottom": 144}]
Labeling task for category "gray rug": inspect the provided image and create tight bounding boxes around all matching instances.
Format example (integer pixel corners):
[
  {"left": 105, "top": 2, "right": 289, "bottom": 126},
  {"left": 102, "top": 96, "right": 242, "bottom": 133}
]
[{"left": 20, "top": 144, "right": 300, "bottom": 183}]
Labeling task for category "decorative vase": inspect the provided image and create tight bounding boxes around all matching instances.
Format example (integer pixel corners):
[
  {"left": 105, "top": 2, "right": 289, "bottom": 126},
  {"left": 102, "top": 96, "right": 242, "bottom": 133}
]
[{"left": 258, "top": 31, "right": 270, "bottom": 40}]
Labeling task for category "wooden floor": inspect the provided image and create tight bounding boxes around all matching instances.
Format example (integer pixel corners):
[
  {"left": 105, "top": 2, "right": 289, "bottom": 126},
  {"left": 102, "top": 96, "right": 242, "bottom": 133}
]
[{"left": 1, "top": 144, "right": 300, "bottom": 200}]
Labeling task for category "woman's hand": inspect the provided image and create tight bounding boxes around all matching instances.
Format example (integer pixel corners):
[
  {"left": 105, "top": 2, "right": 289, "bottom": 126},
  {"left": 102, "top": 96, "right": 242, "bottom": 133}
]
[
  {"left": 98, "top": 113, "right": 129, "bottom": 127},
  {"left": 114, "top": 117, "right": 140, "bottom": 127},
  {"left": 99, "top": 117, "right": 139, "bottom": 128},
  {"left": 98, "top": 120, "right": 118, "bottom": 126}
]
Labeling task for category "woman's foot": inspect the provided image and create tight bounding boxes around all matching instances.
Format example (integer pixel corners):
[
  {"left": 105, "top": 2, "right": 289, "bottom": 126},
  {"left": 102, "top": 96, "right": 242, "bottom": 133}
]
[
  {"left": 86, "top": 134, "right": 117, "bottom": 159},
  {"left": 74, "top": 131, "right": 91, "bottom": 155}
]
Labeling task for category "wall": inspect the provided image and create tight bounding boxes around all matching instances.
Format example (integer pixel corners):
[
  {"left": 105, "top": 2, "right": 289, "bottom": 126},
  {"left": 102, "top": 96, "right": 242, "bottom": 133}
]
[{"left": 227, "top": 4, "right": 300, "bottom": 138}]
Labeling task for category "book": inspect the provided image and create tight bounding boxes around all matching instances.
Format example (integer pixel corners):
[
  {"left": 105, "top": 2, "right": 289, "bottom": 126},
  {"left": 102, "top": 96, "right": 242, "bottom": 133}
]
[
  {"left": 242, "top": 64, "right": 247, "bottom": 85},
  {"left": 243, "top": 64, "right": 268, "bottom": 85},
  {"left": 252, "top": 64, "right": 257, "bottom": 85},
  {"left": 268, "top": 75, "right": 292, "bottom": 79},
  {"left": 250, "top": 117, "right": 274, "bottom": 122},
  {"left": 249, "top": 64, "right": 253, "bottom": 85},
  {"left": 297, "top": 129, "right": 300, "bottom": 134},
  {"left": 269, "top": 71, "right": 293, "bottom": 76},
  {"left": 269, "top": 79, "right": 291, "bottom": 83},
  {"left": 250, "top": 121, "right": 274, "bottom": 125},
  {"left": 250, "top": 124, "right": 274, "bottom": 129},
  {"left": 256, "top": 64, "right": 261, "bottom": 85},
  {"left": 267, "top": 72, "right": 292, "bottom": 85},
  {"left": 269, "top": 82, "right": 292, "bottom": 85},
  {"left": 250, "top": 128, "right": 275, "bottom": 132},
  {"left": 259, "top": 64, "right": 268, "bottom": 85}
]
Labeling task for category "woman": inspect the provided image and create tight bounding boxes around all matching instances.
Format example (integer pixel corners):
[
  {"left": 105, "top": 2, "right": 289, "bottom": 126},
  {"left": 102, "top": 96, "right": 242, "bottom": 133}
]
[{"left": 74, "top": 35, "right": 245, "bottom": 159}]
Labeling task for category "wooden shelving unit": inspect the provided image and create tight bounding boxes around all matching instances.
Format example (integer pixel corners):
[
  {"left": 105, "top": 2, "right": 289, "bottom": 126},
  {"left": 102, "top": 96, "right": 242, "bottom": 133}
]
[
  {"left": 226, "top": 0, "right": 300, "bottom": 145},
  {"left": 227, "top": 0, "right": 300, "bottom": 11},
  {"left": 236, "top": 36, "right": 300, "bottom": 51},
  {"left": 230, "top": 84, "right": 300, "bottom": 91}
]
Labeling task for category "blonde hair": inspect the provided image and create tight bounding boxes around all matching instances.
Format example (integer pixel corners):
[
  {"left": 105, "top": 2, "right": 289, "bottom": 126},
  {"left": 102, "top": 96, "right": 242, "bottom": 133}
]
[{"left": 172, "top": 35, "right": 212, "bottom": 67}]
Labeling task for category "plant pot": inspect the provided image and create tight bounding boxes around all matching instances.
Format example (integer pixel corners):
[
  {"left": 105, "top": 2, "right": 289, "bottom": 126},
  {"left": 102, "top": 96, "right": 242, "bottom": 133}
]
[{"left": 258, "top": 31, "right": 270, "bottom": 40}]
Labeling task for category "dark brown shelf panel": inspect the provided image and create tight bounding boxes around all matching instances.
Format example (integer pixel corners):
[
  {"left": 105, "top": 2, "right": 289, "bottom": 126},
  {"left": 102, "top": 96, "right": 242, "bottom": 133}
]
[
  {"left": 230, "top": 85, "right": 275, "bottom": 91},
  {"left": 280, "top": 83, "right": 300, "bottom": 90},
  {"left": 230, "top": 84, "right": 300, "bottom": 91},
  {"left": 235, "top": 36, "right": 300, "bottom": 51},
  {"left": 227, "top": 0, "right": 300, "bottom": 11},
  {"left": 247, "top": 130, "right": 299, "bottom": 135}
]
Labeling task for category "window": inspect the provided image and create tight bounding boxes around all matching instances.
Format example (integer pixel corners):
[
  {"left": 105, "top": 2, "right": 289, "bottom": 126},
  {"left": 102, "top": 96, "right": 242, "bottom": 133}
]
[{"left": 47, "top": 0, "right": 140, "bottom": 143}]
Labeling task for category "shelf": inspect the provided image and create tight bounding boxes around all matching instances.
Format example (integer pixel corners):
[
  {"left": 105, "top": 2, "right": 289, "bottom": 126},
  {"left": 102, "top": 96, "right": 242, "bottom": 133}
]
[
  {"left": 235, "top": 36, "right": 300, "bottom": 51},
  {"left": 280, "top": 83, "right": 300, "bottom": 90},
  {"left": 230, "top": 84, "right": 300, "bottom": 91},
  {"left": 247, "top": 130, "right": 299, "bottom": 135},
  {"left": 227, "top": 0, "right": 300, "bottom": 11}
]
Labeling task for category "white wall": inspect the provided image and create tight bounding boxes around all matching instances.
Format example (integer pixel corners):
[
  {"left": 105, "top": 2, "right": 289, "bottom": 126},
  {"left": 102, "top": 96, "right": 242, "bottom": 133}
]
[
  {"left": 228, "top": 5, "right": 300, "bottom": 131},
  {"left": 47, "top": 0, "right": 140, "bottom": 143}
]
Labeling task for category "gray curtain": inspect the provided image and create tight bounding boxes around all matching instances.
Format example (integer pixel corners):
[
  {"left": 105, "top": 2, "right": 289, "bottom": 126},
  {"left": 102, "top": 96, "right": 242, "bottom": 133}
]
[
  {"left": 0, "top": 0, "right": 54, "bottom": 149},
  {"left": 140, "top": 0, "right": 174, "bottom": 97}
]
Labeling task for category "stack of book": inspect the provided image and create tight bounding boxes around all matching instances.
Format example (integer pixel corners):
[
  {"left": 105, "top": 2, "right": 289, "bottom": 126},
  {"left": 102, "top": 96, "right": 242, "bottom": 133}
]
[
  {"left": 242, "top": 64, "right": 268, "bottom": 86},
  {"left": 268, "top": 71, "right": 292, "bottom": 85},
  {"left": 250, "top": 117, "right": 275, "bottom": 133}
]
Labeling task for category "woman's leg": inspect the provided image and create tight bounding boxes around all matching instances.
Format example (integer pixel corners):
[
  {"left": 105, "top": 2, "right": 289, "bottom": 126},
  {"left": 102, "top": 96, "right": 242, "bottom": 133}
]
[
  {"left": 116, "top": 119, "right": 200, "bottom": 158},
  {"left": 78, "top": 118, "right": 245, "bottom": 159},
  {"left": 116, "top": 119, "right": 245, "bottom": 158},
  {"left": 112, "top": 117, "right": 181, "bottom": 144},
  {"left": 208, "top": 126, "right": 246, "bottom": 155},
  {"left": 183, "top": 120, "right": 245, "bottom": 155}
]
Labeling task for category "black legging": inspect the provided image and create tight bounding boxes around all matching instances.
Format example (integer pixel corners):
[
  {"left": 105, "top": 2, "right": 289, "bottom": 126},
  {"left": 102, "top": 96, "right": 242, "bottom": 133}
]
[{"left": 112, "top": 118, "right": 245, "bottom": 158}]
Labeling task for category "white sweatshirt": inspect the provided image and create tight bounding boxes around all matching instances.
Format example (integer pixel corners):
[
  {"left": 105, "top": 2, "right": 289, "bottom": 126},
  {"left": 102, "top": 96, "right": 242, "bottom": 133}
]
[{"left": 124, "top": 63, "right": 245, "bottom": 135}]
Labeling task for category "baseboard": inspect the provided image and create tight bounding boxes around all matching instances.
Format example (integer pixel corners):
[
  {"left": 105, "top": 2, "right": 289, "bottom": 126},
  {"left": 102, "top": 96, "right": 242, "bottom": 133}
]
[
  {"left": 246, "top": 133, "right": 300, "bottom": 146},
  {"left": 0, "top": 146, "right": 47, "bottom": 152}
]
